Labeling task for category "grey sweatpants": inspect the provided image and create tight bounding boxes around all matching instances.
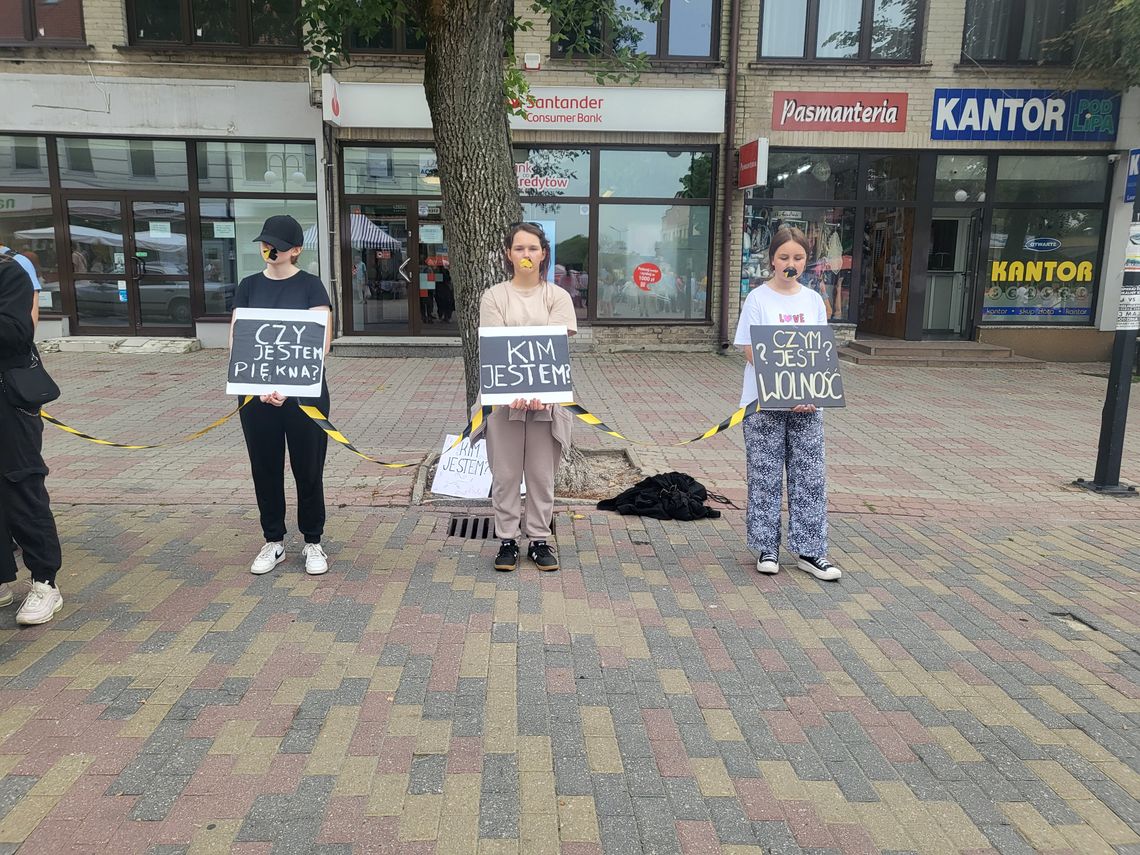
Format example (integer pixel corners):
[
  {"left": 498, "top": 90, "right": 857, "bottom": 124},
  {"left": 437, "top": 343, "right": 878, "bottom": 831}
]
[{"left": 484, "top": 407, "right": 559, "bottom": 540}]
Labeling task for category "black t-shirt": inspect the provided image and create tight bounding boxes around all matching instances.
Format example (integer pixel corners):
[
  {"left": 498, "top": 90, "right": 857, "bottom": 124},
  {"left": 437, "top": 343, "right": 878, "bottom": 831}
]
[{"left": 234, "top": 270, "right": 330, "bottom": 311}]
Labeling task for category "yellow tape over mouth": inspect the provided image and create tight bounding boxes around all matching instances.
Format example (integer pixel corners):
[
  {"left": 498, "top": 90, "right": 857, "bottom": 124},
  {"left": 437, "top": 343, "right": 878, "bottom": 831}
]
[{"left": 518, "top": 259, "right": 534, "bottom": 269}]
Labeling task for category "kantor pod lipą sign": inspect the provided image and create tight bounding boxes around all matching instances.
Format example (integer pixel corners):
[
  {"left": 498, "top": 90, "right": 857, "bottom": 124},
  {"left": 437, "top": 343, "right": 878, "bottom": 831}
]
[
  {"left": 750, "top": 325, "right": 845, "bottom": 410},
  {"left": 479, "top": 325, "right": 573, "bottom": 405},
  {"left": 227, "top": 308, "right": 327, "bottom": 397}
]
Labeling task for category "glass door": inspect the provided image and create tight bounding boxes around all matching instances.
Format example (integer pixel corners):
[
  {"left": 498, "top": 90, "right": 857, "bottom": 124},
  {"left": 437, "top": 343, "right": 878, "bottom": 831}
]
[
  {"left": 346, "top": 203, "right": 412, "bottom": 333},
  {"left": 923, "top": 208, "right": 982, "bottom": 338},
  {"left": 415, "top": 210, "right": 457, "bottom": 336},
  {"left": 66, "top": 196, "right": 190, "bottom": 334}
]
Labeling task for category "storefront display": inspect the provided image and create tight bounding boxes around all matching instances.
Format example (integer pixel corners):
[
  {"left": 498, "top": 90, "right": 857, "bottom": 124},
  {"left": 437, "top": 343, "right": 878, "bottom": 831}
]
[
  {"left": 340, "top": 144, "right": 716, "bottom": 335},
  {"left": 0, "top": 135, "right": 320, "bottom": 336}
]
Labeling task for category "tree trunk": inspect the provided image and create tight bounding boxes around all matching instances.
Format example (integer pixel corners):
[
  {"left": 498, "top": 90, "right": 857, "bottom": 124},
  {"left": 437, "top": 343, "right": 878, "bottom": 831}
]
[{"left": 422, "top": 0, "right": 522, "bottom": 409}]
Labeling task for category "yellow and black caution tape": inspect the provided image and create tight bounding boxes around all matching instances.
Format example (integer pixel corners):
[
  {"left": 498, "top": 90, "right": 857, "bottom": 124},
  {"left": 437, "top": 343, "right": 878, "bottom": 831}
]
[
  {"left": 39, "top": 398, "right": 249, "bottom": 449},
  {"left": 298, "top": 405, "right": 420, "bottom": 468},
  {"left": 449, "top": 400, "right": 763, "bottom": 451}
]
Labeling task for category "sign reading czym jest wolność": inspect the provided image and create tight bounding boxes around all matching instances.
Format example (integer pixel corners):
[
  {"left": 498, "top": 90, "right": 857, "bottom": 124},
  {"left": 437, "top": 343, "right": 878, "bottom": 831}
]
[{"left": 750, "top": 325, "right": 846, "bottom": 410}]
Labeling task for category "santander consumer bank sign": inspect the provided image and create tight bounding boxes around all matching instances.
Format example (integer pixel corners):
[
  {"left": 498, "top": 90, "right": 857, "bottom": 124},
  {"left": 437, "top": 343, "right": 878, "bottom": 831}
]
[{"left": 323, "top": 76, "right": 724, "bottom": 133}]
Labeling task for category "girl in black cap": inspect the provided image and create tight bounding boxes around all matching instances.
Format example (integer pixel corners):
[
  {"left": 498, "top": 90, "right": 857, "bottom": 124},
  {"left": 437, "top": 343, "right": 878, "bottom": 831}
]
[{"left": 231, "top": 215, "right": 333, "bottom": 576}]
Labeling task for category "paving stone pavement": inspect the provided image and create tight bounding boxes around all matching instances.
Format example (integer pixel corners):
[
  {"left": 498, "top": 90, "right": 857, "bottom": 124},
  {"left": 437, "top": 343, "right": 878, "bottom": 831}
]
[{"left": 0, "top": 351, "right": 1137, "bottom": 854}]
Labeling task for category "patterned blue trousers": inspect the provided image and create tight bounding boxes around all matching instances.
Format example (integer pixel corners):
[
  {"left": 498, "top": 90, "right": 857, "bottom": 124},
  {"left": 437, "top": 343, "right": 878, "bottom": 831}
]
[{"left": 743, "top": 410, "right": 828, "bottom": 558}]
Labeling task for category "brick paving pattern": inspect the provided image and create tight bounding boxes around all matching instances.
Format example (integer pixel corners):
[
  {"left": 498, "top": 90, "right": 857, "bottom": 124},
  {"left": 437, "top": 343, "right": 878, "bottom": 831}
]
[{"left": 0, "top": 351, "right": 1137, "bottom": 853}]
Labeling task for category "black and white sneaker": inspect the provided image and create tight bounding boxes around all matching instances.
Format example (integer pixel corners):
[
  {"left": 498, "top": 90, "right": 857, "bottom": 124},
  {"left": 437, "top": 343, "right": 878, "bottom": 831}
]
[
  {"left": 796, "top": 555, "right": 842, "bottom": 581},
  {"left": 494, "top": 539, "right": 519, "bottom": 572},
  {"left": 756, "top": 553, "right": 780, "bottom": 575}
]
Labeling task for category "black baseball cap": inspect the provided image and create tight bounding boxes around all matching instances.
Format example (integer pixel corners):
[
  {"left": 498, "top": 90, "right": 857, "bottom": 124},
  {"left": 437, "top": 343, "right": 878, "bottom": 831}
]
[{"left": 252, "top": 215, "right": 304, "bottom": 251}]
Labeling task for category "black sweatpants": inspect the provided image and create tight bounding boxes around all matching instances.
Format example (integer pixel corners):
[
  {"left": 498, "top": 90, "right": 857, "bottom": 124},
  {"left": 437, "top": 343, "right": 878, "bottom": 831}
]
[
  {"left": 0, "top": 395, "right": 61, "bottom": 586},
  {"left": 239, "top": 384, "right": 329, "bottom": 544}
]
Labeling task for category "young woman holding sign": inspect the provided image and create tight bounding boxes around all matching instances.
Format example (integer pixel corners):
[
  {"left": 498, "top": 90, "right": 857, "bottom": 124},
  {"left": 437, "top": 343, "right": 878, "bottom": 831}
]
[
  {"left": 231, "top": 215, "right": 333, "bottom": 576},
  {"left": 479, "top": 222, "right": 576, "bottom": 573},
  {"left": 734, "top": 227, "right": 841, "bottom": 581}
]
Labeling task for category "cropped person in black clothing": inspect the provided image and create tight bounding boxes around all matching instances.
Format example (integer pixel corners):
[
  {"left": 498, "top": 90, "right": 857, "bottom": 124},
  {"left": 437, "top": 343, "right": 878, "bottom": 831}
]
[
  {"left": 0, "top": 251, "right": 64, "bottom": 625},
  {"left": 230, "top": 215, "right": 334, "bottom": 577}
]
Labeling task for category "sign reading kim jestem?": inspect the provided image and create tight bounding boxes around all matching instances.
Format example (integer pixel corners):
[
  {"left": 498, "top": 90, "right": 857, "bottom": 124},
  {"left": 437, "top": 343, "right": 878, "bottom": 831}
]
[
  {"left": 479, "top": 325, "right": 573, "bottom": 405},
  {"left": 227, "top": 308, "right": 327, "bottom": 397}
]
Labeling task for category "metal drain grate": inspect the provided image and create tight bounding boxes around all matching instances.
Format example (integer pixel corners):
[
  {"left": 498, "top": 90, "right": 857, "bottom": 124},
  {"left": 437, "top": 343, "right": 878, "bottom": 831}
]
[{"left": 447, "top": 515, "right": 497, "bottom": 540}]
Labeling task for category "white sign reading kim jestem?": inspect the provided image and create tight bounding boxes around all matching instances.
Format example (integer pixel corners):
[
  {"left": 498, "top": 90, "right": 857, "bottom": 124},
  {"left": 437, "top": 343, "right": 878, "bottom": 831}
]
[{"left": 431, "top": 434, "right": 525, "bottom": 499}]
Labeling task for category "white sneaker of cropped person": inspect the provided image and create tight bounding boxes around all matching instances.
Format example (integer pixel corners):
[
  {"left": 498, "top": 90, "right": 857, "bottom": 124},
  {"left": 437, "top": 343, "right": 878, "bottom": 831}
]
[
  {"left": 0, "top": 582, "right": 14, "bottom": 607},
  {"left": 16, "top": 581, "right": 63, "bottom": 625},
  {"left": 251, "top": 541, "right": 286, "bottom": 575},
  {"left": 302, "top": 543, "right": 328, "bottom": 575}
]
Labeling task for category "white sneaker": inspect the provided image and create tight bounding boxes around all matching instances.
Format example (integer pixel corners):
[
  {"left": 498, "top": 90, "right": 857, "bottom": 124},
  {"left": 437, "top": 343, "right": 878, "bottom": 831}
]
[
  {"left": 0, "top": 582, "right": 14, "bottom": 607},
  {"left": 756, "top": 553, "right": 780, "bottom": 575},
  {"left": 302, "top": 543, "right": 328, "bottom": 576},
  {"left": 251, "top": 542, "right": 286, "bottom": 575},
  {"left": 16, "top": 581, "right": 63, "bottom": 625}
]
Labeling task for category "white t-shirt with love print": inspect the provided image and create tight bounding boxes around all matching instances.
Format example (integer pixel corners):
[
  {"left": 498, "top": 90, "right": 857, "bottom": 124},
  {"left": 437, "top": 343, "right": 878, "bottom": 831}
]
[{"left": 734, "top": 283, "right": 828, "bottom": 407}]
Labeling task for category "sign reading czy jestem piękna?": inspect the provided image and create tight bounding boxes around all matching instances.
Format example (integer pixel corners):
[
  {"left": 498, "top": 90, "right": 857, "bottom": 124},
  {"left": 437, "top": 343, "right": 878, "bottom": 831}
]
[
  {"left": 750, "top": 325, "right": 846, "bottom": 409},
  {"left": 227, "top": 308, "right": 327, "bottom": 398},
  {"left": 479, "top": 325, "right": 573, "bottom": 405}
]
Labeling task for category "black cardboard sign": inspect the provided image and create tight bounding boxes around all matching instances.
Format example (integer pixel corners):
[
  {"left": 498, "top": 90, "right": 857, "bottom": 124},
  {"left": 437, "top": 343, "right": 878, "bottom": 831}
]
[
  {"left": 478, "top": 325, "right": 573, "bottom": 404},
  {"left": 226, "top": 308, "right": 327, "bottom": 397},
  {"left": 750, "top": 324, "right": 845, "bottom": 409}
]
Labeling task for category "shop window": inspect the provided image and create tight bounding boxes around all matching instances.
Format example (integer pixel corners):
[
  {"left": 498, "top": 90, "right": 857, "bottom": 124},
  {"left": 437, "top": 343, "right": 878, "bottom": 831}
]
[
  {"left": 741, "top": 199, "right": 854, "bottom": 323},
  {"left": 59, "top": 138, "right": 188, "bottom": 190},
  {"left": 349, "top": 20, "right": 425, "bottom": 52},
  {"left": 198, "top": 198, "right": 319, "bottom": 314},
  {"left": 197, "top": 142, "right": 316, "bottom": 194},
  {"left": 982, "top": 208, "right": 1102, "bottom": 324},
  {"left": 522, "top": 203, "right": 590, "bottom": 321},
  {"left": 513, "top": 148, "right": 591, "bottom": 198},
  {"left": 759, "top": 0, "right": 923, "bottom": 61},
  {"left": 1, "top": 136, "right": 49, "bottom": 186},
  {"left": 0, "top": 0, "right": 85, "bottom": 43},
  {"left": 129, "top": 140, "right": 157, "bottom": 179},
  {"left": 129, "top": 0, "right": 300, "bottom": 46},
  {"left": 192, "top": 0, "right": 239, "bottom": 43},
  {"left": 553, "top": 0, "right": 717, "bottom": 60},
  {"left": 0, "top": 194, "right": 61, "bottom": 313},
  {"left": 864, "top": 153, "right": 917, "bottom": 201},
  {"left": 63, "top": 139, "right": 93, "bottom": 174},
  {"left": 599, "top": 150, "right": 712, "bottom": 199},
  {"left": 994, "top": 155, "right": 1107, "bottom": 205},
  {"left": 963, "top": 0, "right": 1090, "bottom": 63},
  {"left": 933, "top": 155, "right": 988, "bottom": 203},
  {"left": 760, "top": 151, "right": 858, "bottom": 201},
  {"left": 343, "top": 147, "right": 443, "bottom": 196},
  {"left": 597, "top": 204, "right": 710, "bottom": 320}
]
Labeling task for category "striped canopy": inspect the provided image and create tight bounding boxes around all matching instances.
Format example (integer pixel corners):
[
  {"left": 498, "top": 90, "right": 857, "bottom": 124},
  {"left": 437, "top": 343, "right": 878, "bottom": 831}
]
[{"left": 305, "top": 214, "right": 402, "bottom": 251}]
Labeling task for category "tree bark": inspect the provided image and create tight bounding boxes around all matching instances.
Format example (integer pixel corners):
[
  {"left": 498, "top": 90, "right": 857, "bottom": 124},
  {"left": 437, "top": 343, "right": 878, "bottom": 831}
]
[{"left": 422, "top": 0, "right": 522, "bottom": 409}]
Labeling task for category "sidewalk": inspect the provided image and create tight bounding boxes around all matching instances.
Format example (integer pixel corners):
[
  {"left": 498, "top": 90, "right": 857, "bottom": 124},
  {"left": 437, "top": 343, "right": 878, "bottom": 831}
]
[{"left": 0, "top": 351, "right": 1136, "bottom": 854}]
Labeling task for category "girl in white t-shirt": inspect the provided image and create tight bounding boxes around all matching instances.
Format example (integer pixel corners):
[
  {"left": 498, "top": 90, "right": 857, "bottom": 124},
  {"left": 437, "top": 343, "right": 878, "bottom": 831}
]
[{"left": 734, "top": 227, "right": 841, "bottom": 582}]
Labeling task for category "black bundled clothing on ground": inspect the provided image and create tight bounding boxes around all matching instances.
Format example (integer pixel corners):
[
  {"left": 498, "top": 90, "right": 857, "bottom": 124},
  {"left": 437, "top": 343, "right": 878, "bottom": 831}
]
[{"left": 597, "top": 472, "right": 722, "bottom": 521}]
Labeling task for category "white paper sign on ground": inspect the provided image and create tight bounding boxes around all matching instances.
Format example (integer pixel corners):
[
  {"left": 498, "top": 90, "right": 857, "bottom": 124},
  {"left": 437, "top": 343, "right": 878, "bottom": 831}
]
[{"left": 431, "top": 434, "right": 525, "bottom": 499}]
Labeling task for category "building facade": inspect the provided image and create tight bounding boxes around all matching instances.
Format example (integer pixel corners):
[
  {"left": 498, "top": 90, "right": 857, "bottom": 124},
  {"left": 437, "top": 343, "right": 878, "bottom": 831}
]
[{"left": 1, "top": 0, "right": 1136, "bottom": 359}]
